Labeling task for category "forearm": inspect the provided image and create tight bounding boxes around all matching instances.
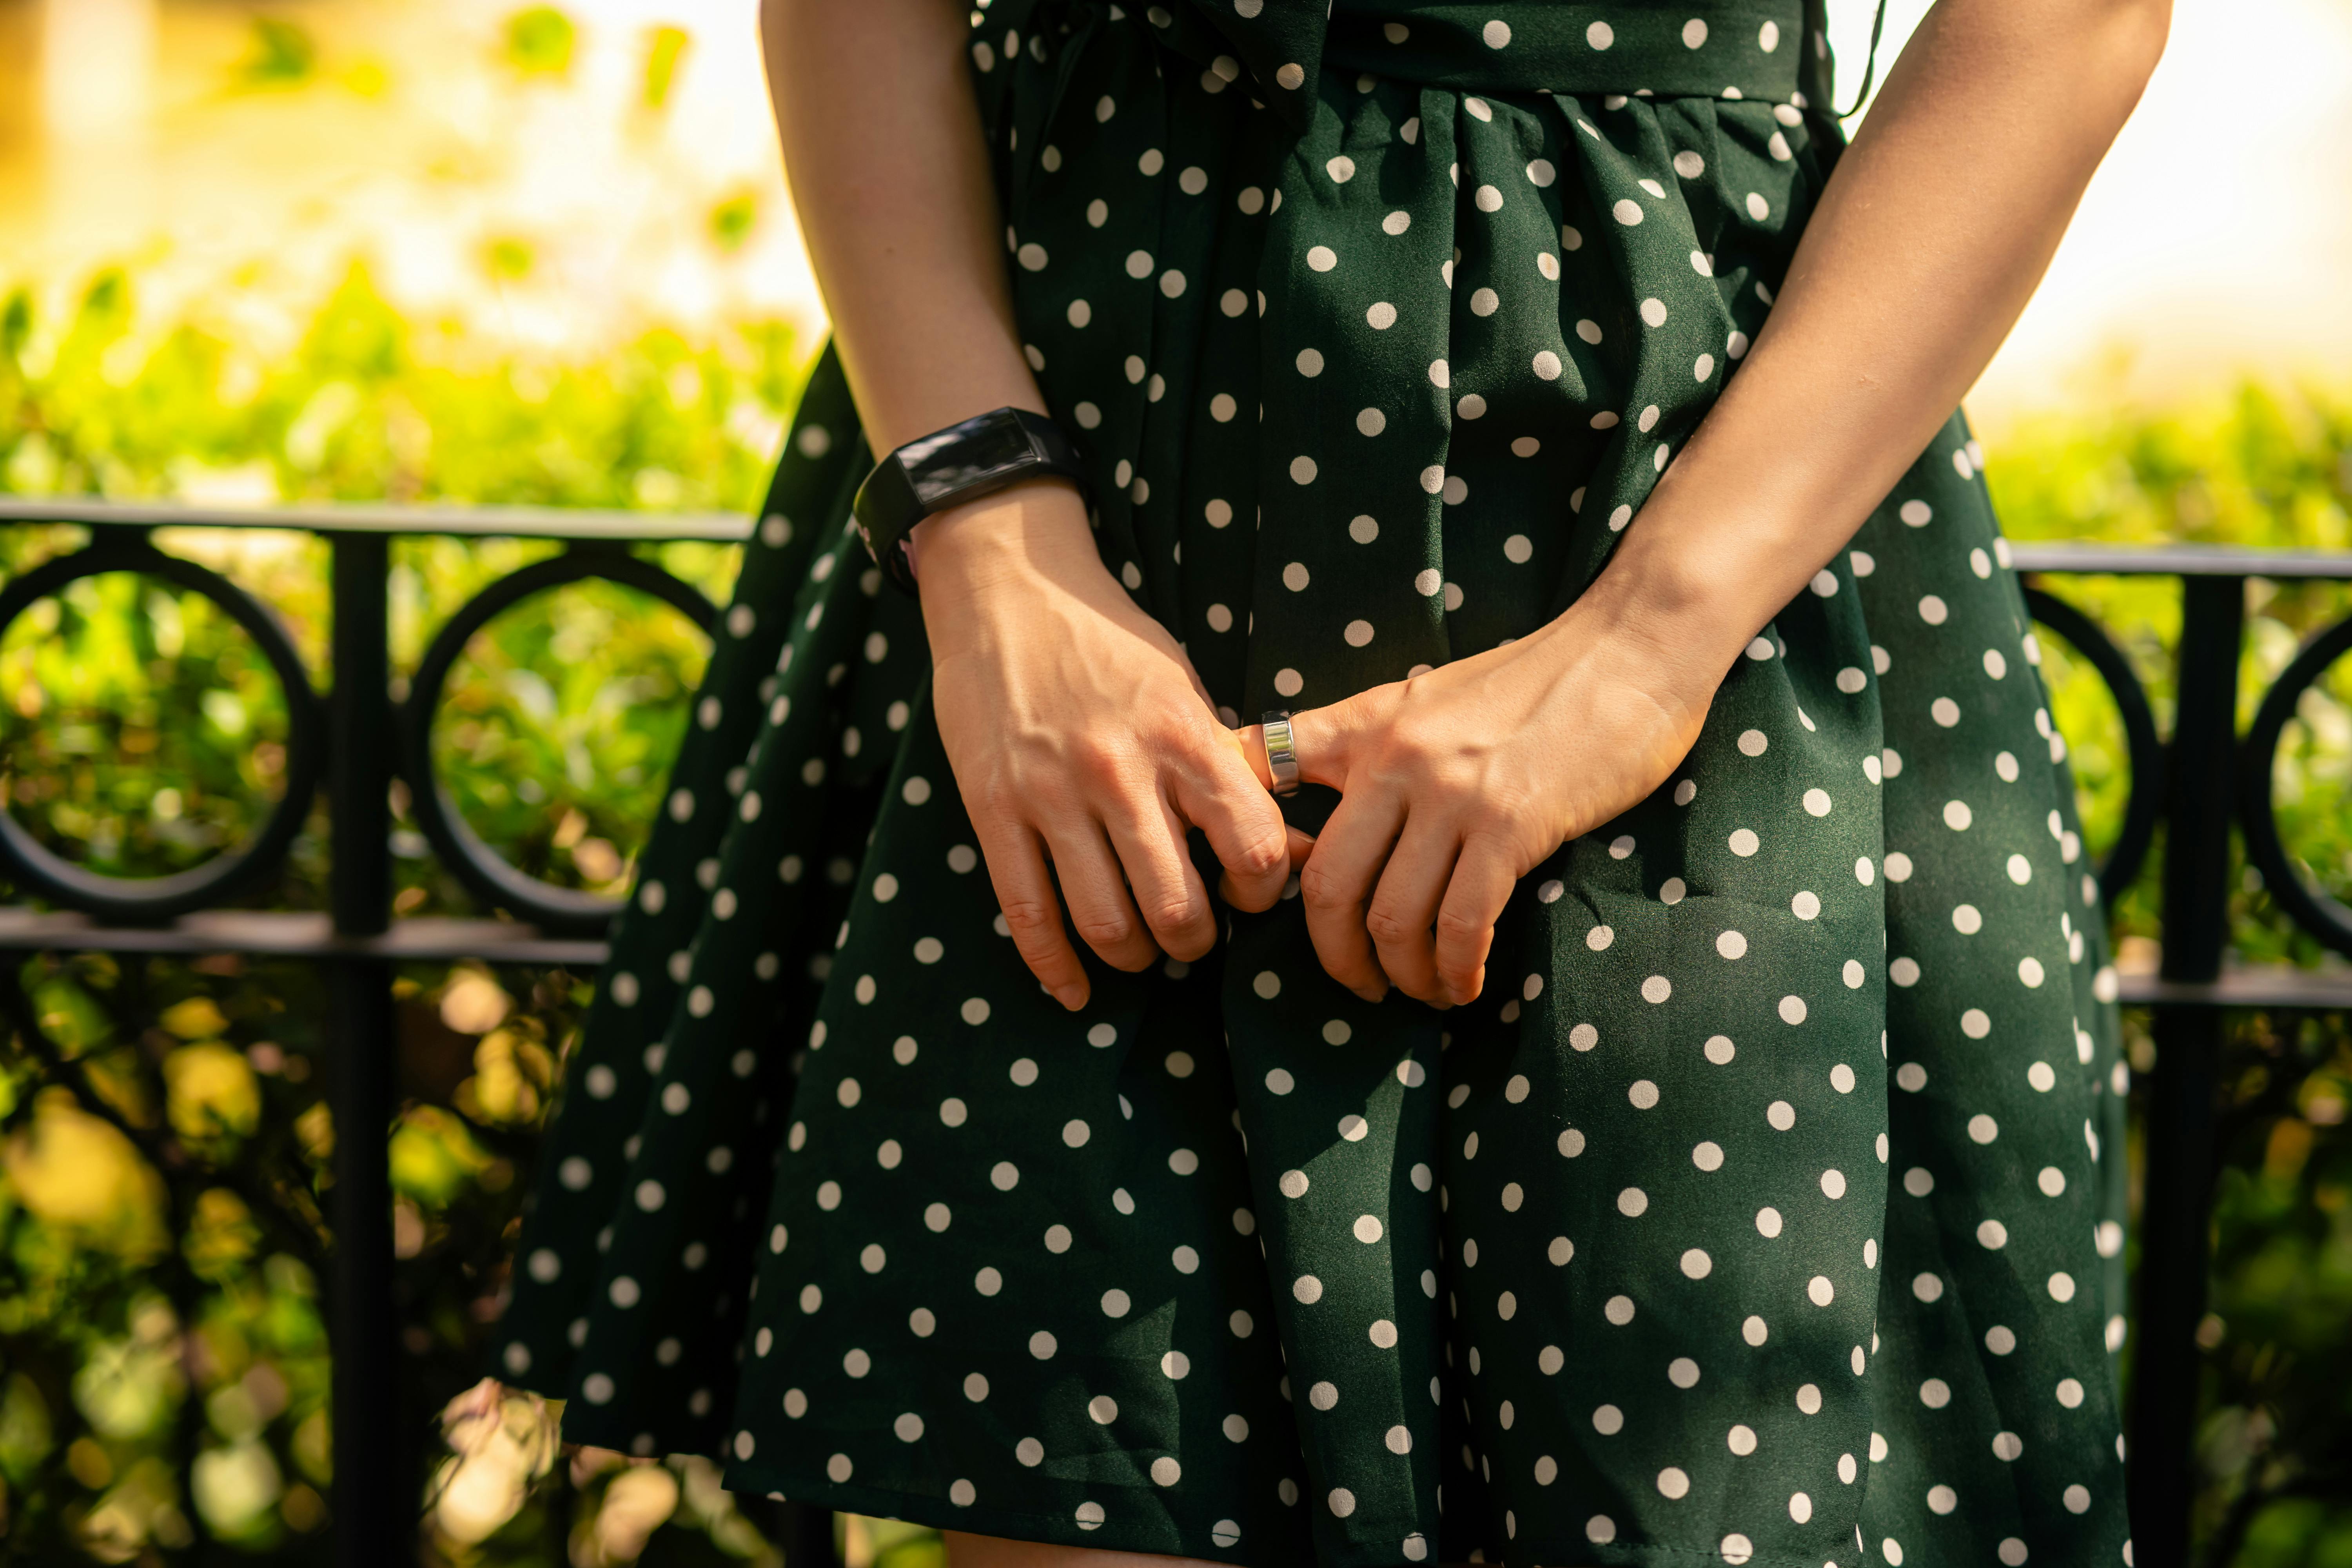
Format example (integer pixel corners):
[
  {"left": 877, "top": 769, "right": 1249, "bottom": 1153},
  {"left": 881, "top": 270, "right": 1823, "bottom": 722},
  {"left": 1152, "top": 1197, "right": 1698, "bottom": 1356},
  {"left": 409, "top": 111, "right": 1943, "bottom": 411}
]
[
  {"left": 761, "top": 0, "right": 1100, "bottom": 601},
  {"left": 1576, "top": 0, "right": 2170, "bottom": 689}
]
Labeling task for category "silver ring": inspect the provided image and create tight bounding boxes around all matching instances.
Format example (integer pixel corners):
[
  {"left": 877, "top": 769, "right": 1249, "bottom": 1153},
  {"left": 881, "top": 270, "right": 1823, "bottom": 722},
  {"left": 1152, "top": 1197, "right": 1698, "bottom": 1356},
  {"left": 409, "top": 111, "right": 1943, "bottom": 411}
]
[{"left": 1262, "top": 710, "right": 1299, "bottom": 796}]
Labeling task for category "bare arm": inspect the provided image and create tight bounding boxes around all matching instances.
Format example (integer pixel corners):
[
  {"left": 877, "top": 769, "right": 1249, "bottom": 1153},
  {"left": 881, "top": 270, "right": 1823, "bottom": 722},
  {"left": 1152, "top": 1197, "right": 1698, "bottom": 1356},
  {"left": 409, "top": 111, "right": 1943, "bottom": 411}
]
[
  {"left": 1588, "top": 0, "right": 2173, "bottom": 665},
  {"left": 760, "top": 0, "right": 1289, "bottom": 1011},
  {"left": 1270, "top": 0, "right": 2172, "bottom": 1005},
  {"left": 760, "top": 0, "right": 1038, "bottom": 456}
]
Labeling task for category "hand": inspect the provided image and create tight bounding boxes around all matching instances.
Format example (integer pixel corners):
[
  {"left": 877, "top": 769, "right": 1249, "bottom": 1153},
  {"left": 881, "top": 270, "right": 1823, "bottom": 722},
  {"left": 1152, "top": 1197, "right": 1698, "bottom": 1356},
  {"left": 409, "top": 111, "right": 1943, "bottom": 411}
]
[
  {"left": 918, "top": 479, "right": 1292, "bottom": 1011},
  {"left": 1241, "top": 602, "right": 1719, "bottom": 1008}
]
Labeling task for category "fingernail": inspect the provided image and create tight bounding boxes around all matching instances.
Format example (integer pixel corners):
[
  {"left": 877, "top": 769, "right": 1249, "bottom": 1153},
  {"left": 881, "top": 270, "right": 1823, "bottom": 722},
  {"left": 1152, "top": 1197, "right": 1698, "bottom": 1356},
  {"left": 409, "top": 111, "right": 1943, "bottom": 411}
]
[
  {"left": 1054, "top": 985, "right": 1087, "bottom": 1011},
  {"left": 1354, "top": 985, "right": 1388, "bottom": 1005}
]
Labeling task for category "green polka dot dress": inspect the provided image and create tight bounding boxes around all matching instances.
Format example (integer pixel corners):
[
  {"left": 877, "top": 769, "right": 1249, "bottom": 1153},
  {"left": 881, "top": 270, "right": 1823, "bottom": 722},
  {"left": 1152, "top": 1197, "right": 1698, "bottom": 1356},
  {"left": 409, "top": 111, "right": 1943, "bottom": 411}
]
[{"left": 499, "top": 3, "right": 2135, "bottom": 1563}]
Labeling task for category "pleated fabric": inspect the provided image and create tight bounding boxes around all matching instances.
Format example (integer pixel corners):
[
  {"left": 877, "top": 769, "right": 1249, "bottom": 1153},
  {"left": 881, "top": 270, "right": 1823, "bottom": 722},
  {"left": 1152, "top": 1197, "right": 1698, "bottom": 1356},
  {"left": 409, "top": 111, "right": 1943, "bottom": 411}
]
[{"left": 498, "top": 4, "right": 2135, "bottom": 1564}]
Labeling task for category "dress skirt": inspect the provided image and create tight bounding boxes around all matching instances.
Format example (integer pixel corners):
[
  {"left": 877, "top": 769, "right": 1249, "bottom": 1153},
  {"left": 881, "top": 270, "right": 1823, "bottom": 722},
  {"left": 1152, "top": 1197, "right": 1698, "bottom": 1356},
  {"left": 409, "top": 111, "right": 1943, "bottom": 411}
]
[{"left": 498, "top": 2, "right": 2136, "bottom": 1563}]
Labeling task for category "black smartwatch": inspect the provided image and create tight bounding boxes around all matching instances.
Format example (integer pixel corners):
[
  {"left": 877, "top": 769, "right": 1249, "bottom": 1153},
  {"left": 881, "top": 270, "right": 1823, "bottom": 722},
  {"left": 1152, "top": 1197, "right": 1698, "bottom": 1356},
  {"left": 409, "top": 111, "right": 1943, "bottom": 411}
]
[{"left": 850, "top": 407, "right": 1089, "bottom": 595}]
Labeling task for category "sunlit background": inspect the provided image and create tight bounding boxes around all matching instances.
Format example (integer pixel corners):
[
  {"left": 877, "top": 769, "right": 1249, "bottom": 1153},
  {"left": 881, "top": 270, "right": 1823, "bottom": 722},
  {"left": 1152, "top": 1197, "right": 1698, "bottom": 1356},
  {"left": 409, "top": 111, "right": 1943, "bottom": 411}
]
[
  {"left": 9, "top": 0, "right": 2352, "bottom": 437},
  {"left": 2, "top": 2, "right": 2350, "bottom": 1566}
]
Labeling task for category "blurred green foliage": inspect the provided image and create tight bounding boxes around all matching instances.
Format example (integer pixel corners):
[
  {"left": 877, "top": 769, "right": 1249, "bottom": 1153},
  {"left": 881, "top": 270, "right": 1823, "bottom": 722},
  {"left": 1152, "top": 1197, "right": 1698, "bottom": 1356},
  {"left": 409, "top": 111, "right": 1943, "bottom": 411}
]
[
  {"left": 235, "top": 20, "right": 321, "bottom": 91},
  {"left": 1987, "top": 380, "right": 2352, "bottom": 977},
  {"left": 503, "top": 9, "right": 578, "bottom": 78},
  {"left": 0, "top": 263, "right": 796, "bottom": 915},
  {"left": 708, "top": 196, "right": 761, "bottom": 257},
  {"left": 641, "top": 27, "right": 691, "bottom": 114},
  {"left": 0, "top": 284, "right": 2347, "bottom": 1568},
  {"left": 0, "top": 258, "right": 806, "bottom": 1562}
]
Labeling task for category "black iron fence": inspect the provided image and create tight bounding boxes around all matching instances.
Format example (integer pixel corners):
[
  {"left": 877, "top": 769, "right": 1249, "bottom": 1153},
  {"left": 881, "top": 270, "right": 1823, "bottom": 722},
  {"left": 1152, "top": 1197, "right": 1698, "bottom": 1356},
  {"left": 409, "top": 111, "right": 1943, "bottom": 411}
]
[{"left": 0, "top": 497, "right": 2347, "bottom": 1568}]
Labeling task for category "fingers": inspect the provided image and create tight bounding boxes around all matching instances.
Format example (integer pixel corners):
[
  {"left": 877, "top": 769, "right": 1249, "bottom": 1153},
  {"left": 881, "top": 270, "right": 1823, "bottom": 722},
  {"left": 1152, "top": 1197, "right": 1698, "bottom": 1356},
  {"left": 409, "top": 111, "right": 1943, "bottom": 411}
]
[
  {"left": 1040, "top": 819, "right": 1163, "bottom": 974},
  {"left": 1218, "top": 825, "right": 1315, "bottom": 906},
  {"left": 1102, "top": 795, "right": 1219, "bottom": 962},
  {"left": 1432, "top": 832, "right": 1522, "bottom": 1005},
  {"left": 1283, "top": 686, "right": 1397, "bottom": 791},
  {"left": 1174, "top": 738, "right": 1291, "bottom": 913},
  {"left": 1234, "top": 695, "right": 1361, "bottom": 795},
  {"left": 974, "top": 818, "right": 1092, "bottom": 1010},
  {"left": 1364, "top": 817, "right": 1462, "bottom": 1005},
  {"left": 1298, "top": 790, "right": 1405, "bottom": 1003}
]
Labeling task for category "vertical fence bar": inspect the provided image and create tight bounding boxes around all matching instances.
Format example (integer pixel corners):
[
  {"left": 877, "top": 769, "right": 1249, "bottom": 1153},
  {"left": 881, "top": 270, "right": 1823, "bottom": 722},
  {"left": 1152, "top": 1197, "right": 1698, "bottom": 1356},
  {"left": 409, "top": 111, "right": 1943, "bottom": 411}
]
[
  {"left": 328, "top": 532, "right": 400, "bottom": 1568},
  {"left": 2129, "top": 574, "right": 2245, "bottom": 1568}
]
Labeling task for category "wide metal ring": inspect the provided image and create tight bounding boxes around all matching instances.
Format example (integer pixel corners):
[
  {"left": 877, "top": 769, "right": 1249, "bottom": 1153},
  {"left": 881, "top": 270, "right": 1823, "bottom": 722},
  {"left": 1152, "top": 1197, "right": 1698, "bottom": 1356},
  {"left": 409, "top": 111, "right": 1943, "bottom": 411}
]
[
  {"left": 2022, "top": 584, "right": 2165, "bottom": 906},
  {"left": 2240, "top": 611, "right": 2352, "bottom": 960},
  {"left": 400, "top": 546, "right": 718, "bottom": 936},
  {"left": 1262, "top": 710, "right": 1299, "bottom": 797},
  {"left": 0, "top": 535, "right": 325, "bottom": 920}
]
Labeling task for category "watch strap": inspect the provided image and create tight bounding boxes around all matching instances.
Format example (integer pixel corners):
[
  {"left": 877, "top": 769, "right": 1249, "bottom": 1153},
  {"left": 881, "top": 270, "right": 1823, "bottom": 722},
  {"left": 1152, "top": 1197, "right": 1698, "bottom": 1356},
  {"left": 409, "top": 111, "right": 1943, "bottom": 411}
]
[{"left": 851, "top": 407, "right": 1089, "bottom": 596}]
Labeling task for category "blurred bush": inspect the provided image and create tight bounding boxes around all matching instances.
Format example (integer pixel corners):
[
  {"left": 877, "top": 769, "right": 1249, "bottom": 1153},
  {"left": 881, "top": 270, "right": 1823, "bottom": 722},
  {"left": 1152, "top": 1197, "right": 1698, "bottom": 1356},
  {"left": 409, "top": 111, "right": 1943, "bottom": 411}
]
[
  {"left": 0, "top": 263, "right": 789, "bottom": 913},
  {"left": 1987, "top": 380, "right": 2352, "bottom": 978},
  {"left": 0, "top": 257, "right": 805, "bottom": 1563}
]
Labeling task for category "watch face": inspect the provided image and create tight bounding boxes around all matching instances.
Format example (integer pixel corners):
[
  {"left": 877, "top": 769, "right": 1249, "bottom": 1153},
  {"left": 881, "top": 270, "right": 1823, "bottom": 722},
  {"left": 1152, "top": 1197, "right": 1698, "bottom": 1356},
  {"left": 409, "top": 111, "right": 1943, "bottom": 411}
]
[{"left": 899, "top": 411, "right": 1036, "bottom": 508}]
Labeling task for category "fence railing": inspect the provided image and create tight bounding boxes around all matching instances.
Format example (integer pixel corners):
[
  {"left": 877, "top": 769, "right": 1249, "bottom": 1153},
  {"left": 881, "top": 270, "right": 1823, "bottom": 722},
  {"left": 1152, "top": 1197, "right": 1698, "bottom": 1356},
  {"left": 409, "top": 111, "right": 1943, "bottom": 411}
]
[{"left": 1, "top": 497, "right": 2348, "bottom": 1568}]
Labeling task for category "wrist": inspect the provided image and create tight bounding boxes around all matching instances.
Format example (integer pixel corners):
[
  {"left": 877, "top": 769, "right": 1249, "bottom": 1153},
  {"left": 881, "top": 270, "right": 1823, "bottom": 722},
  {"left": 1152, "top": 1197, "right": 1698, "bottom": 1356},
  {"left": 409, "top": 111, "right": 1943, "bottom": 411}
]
[
  {"left": 911, "top": 475, "right": 1094, "bottom": 586},
  {"left": 1552, "top": 551, "right": 1750, "bottom": 712},
  {"left": 911, "top": 477, "right": 1113, "bottom": 648}
]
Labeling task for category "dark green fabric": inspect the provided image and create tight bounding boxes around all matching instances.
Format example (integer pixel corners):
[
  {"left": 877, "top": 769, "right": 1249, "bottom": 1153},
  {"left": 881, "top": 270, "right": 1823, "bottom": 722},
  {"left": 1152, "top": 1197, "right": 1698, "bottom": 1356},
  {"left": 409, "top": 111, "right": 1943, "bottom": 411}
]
[{"left": 499, "top": 3, "right": 2133, "bottom": 1564}]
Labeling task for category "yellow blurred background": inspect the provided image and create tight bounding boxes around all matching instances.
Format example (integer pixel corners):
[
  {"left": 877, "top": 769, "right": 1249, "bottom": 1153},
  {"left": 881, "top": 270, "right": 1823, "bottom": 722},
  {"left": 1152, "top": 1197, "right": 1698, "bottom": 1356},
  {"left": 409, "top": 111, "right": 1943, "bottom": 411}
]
[{"left": 6, "top": 0, "right": 2352, "bottom": 432}]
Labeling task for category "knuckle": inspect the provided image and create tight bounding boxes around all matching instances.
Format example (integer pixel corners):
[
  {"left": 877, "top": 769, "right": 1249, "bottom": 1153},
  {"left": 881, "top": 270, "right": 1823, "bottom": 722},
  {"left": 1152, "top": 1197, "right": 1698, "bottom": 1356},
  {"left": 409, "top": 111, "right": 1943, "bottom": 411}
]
[
  {"left": 1226, "top": 829, "right": 1288, "bottom": 881},
  {"left": 1433, "top": 906, "right": 1489, "bottom": 945},
  {"left": 1296, "top": 863, "right": 1354, "bottom": 911},
  {"left": 1141, "top": 895, "right": 1203, "bottom": 936},
  {"left": 1363, "top": 904, "right": 1420, "bottom": 947},
  {"left": 1072, "top": 913, "right": 1134, "bottom": 948},
  {"left": 1070, "top": 737, "right": 1132, "bottom": 789},
  {"left": 997, "top": 897, "right": 1061, "bottom": 936},
  {"left": 1167, "top": 715, "right": 1227, "bottom": 761}
]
